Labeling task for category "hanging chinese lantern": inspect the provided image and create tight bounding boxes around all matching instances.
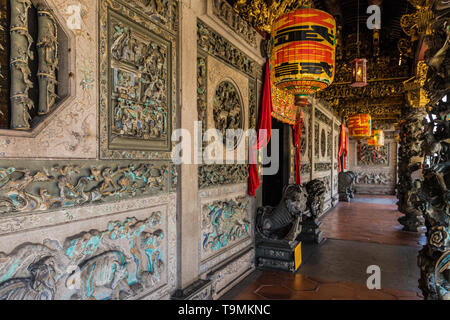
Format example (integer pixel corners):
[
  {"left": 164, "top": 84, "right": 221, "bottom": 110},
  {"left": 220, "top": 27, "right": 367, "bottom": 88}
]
[
  {"left": 270, "top": 8, "right": 336, "bottom": 108},
  {"left": 348, "top": 114, "right": 372, "bottom": 160},
  {"left": 348, "top": 114, "right": 372, "bottom": 139},
  {"left": 368, "top": 130, "right": 385, "bottom": 147},
  {"left": 350, "top": 0, "right": 368, "bottom": 88},
  {"left": 350, "top": 58, "right": 368, "bottom": 87},
  {"left": 367, "top": 130, "right": 385, "bottom": 162}
]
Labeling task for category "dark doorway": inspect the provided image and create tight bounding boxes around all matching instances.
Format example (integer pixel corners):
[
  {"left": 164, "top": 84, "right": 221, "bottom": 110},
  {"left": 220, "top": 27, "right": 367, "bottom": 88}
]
[{"left": 262, "top": 118, "right": 292, "bottom": 206}]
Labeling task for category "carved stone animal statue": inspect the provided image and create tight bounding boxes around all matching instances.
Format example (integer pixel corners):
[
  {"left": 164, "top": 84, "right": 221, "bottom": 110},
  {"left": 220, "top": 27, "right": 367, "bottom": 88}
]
[
  {"left": 256, "top": 184, "right": 307, "bottom": 242},
  {"left": 305, "top": 179, "right": 327, "bottom": 218},
  {"left": 0, "top": 256, "right": 56, "bottom": 300},
  {"left": 66, "top": 251, "right": 131, "bottom": 300},
  {"left": 338, "top": 171, "right": 357, "bottom": 202}
]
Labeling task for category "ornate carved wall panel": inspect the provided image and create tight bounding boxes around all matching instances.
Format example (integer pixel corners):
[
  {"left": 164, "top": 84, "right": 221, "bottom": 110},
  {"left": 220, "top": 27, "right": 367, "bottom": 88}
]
[
  {"left": 200, "top": 196, "right": 251, "bottom": 261},
  {"left": 197, "top": 20, "right": 261, "bottom": 189},
  {"left": 0, "top": 160, "right": 174, "bottom": 216},
  {"left": 0, "top": 199, "right": 176, "bottom": 300},
  {"left": 211, "top": 0, "right": 257, "bottom": 49},
  {"left": 99, "top": 0, "right": 177, "bottom": 160},
  {"left": 357, "top": 143, "right": 390, "bottom": 166},
  {"left": 207, "top": 248, "right": 254, "bottom": 300},
  {"left": 349, "top": 136, "right": 397, "bottom": 195}
]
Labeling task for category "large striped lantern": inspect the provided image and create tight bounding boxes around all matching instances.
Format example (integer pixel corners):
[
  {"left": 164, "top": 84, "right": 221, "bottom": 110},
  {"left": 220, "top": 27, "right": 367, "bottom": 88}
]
[
  {"left": 270, "top": 8, "right": 336, "bottom": 108},
  {"left": 348, "top": 114, "right": 372, "bottom": 160}
]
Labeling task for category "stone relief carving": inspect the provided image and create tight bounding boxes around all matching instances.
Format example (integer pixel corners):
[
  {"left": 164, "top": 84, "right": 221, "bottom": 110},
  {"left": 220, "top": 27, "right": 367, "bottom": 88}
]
[
  {"left": 198, "top": 164, "right": 248, "bottom": 189},
  {"left": 198, "top": 56, "right": 207, "bottom": 133},
  {"left": 110, "top": 22, "right": 168, "bottom": 141},
  {"left": 201, "top": 196, "right": 250, "bottom": 258},
  {"left": 213, "top": 81, "right": 243, "bottom": 147},
  {"left": 208, "top": 249, "right": 254, "bottom": 299},
  {"left": 248, "top": 79, "right": 257, "bottom": 130},
  {"left": 321, "top": 129, "right": 326, "bottom": 158},
  {"left": 0, "top": 213, "right": 167, "bottom": 300},
  {"left": 212, "top": 0, "right": 257, "bottom": 48},
  {"left": 355, "top": 172, "right": 394, "bottom": 185},
  {"left": 357, "top": 143, "right": 390, "bottom": 166},
  {"left": 197, "top": 20, "right": 257, "bottom": 79},
  {"left": 9, "top": 0, "right": 35, "bottom": 130},
  {"left": 315, "top": 163, "right": 332, "bottom": 172},
  {"left": 0, "top": 162, "right": 169, "bottom": 215},
  {"left": 99, "top": 0, "right": 176, "bottom": 160}
]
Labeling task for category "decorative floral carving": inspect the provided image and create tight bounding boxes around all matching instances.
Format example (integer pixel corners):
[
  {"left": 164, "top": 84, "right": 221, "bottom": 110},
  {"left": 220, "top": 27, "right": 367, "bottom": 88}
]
[
  {"left": 197, "top": 21, "right": 257, "bottom": 78},
  {"left": 198, "top": 165, "right": 248, "bottom": 189},
  {"left": 212, "top": 0, "right": 257, "bottom": 48}
]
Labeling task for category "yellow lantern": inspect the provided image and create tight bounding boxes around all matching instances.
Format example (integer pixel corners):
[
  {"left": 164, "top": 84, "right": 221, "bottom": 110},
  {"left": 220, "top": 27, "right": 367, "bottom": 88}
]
[
  {"left": 270, "top": 8, "right": 336, "bottom": 107},
  {"left": 367, "top": 130, "right": 385, "bottom": 148}
]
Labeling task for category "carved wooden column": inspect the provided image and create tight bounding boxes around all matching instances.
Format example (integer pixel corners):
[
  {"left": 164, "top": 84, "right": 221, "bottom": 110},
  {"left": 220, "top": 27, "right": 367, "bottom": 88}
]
[
  {"left": 37, "top": 4, "right": 58, "bottom": 115},
  {"left": 396, "top": 109, "right": 427, "bottom": 232},
  {"left": 9, "top": 0, "right": 34, "bottom": 130},
  {"left": 417, "top": 8, "right": 450, "bottom": 299}
]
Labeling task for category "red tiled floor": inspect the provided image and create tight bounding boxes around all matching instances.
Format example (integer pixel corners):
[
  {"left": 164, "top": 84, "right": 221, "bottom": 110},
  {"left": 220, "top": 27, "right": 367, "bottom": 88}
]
[
  {"left": 321, "top": 195, "right": 426, "bottom": 247},
  {"left": 227, "top": 195, "right": 426, "bottom": 300},
  {"left": 233, "top": 271, "right": 422, "bottom": 300}
]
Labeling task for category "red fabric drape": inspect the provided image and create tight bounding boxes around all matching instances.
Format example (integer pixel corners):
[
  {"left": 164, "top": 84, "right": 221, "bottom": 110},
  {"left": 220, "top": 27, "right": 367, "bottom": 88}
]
[
  {"left": 292, "top": 112, "right": 303, "bottom": 185},
  {"left": 338, "top": 124, "right": 348, "bottom": 172},
  {"left": 248, "top": 60, "right": 273, "bottom": 197}
]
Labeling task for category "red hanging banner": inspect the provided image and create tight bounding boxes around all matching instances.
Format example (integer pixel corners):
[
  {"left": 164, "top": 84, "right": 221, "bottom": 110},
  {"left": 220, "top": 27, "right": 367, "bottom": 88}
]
[
  {"left": 248, "top": 60, "right": 273, "bottom": 197},
  {"left": 338, "top": 124, "right": 348, "bottom": 172}
]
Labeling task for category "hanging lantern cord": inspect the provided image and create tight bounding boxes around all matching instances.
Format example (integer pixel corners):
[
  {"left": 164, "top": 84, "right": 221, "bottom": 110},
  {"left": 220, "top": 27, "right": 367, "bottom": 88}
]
[{"left": 357, "top": 0, "right": 361, "bottom": 57}]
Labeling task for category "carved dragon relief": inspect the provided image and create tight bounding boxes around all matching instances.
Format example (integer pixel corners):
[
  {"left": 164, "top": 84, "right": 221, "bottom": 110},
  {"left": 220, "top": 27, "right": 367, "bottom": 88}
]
[
  {"left": 201, "top": 196, "right": 250, "bottom": 259},
  {"left": 0, "top": 163, "right": 169, "bottom": 215},
  {"left": 0, "top": 213, "right": 166, "bottom": 300}
]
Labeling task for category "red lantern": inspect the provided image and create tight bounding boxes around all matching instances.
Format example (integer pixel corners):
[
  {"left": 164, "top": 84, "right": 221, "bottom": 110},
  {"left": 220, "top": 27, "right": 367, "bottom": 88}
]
[
  {"left": 348, "top": 114, "right": 372, "bottom": 160},
  {"left": 348, "top": 114, "right": 372, "bottom": 139},
  {"left": 350, "top": 58, "right": 368, "bottom": 87},
  {"left": 271, "top": 8, "right": 337, "bottom": 107}
]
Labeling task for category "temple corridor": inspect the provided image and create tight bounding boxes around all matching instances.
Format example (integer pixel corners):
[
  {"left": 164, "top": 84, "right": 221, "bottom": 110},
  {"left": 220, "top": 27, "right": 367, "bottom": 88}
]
[{"left": 222, "top": 195, "right": 426, "bottom": 300}]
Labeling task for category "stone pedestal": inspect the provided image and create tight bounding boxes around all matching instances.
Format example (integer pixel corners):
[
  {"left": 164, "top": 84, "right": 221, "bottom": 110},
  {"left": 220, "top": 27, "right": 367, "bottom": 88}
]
[
  {"left": 255, "top": 240, "right": 302, "bottom": 273},
  {"left": 298, "top": 218, "right": 325, "bottom": 244}
]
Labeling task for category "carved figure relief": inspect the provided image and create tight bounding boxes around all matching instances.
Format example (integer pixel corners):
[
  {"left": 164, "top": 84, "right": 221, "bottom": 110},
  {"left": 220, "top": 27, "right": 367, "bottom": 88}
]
[
  {"left": 201, "top": 196, "right": 250, "bottom": 258},
  {"left": 99, "top": 0, "right": 176, "bottom": 159},
  {"left": 110, "top": 21, "right": 168, "bottom": 141},
  {"left": 357, "top": 143, "right": 390, "bottom": 166},
  {"left": 213, "top": 81, "right": 243, "bottom": 147}
]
